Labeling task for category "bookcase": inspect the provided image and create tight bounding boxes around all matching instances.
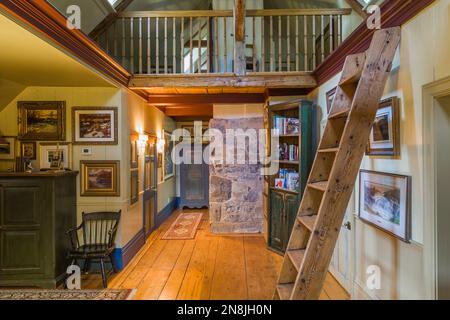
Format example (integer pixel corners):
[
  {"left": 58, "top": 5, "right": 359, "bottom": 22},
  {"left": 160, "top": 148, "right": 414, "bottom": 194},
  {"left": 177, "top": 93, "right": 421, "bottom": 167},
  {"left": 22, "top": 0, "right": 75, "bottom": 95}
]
[{"left": 264, "top": 99, "right": 317, "bottom": 254}]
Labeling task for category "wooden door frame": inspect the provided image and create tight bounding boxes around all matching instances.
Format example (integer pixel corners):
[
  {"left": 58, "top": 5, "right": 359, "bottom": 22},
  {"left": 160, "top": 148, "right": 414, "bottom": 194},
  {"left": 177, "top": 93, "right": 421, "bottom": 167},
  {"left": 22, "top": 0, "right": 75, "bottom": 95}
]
[
  {"left": 423, "top": 76, "right": 450, "bottom": 300},
  {"left": 143, "top": 137, "right": 158, "bottom": 237}
]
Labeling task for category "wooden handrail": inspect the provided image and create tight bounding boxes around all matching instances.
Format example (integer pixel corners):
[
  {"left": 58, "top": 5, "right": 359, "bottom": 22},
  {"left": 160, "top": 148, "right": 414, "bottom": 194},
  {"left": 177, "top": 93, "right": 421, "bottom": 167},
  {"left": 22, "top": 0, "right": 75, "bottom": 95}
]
[{"left": 118, "top": 8, "right": 352, "bottom": 18}]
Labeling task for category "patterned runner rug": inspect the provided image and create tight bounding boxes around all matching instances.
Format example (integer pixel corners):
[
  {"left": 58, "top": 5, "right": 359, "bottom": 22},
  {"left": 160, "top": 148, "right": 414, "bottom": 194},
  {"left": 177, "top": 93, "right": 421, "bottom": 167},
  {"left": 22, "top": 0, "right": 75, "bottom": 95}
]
[
  {"left": 161, "top": 212, "right": 203, "bottom": 240},
  {"left": 0, "top": 289, "right": 135, "bottom": 300}
]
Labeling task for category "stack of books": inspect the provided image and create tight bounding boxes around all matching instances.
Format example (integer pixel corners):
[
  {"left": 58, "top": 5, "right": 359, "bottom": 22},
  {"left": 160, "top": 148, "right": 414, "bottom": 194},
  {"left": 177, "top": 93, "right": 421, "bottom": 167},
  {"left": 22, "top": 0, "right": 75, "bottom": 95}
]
[
  {"left": 273, "top": 116, "right": 300, "bottom": 135},
  {"left": 279, "top": 143, "right": 299, "bottom": 162},
  {"left": 274, "top": 169, "right": 300, "bottom": 191}
]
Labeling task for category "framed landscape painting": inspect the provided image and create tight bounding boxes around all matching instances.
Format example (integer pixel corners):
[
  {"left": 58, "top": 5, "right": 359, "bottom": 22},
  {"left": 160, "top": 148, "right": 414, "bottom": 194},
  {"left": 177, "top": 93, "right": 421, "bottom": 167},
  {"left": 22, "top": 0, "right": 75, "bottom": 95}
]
[
  {"left": 359, "top": 170, "right": 411, "bottom": 242},
  {"left": 21, "top": 141, "right": 36, "bottom": 160},
  {"left": 0, "top": 136, "right": 16, "bottom": 160},
  {"left": 80, "top": 160, "right": 120, "bottom": 197},
  {"left": 39, "top": 143, "right": 71, "bottom": 169},
  {"left": 18, "top": 101, "right": 65, "bottom": 141},
  {"left": 72, "top": 107, "right": 118, "bottom": 145},
  {"left": 366, "top": 97, "right": 400, "bottom": 157},
  {"left": 163, "top": 131, "right": 174, "bottom": 180}
]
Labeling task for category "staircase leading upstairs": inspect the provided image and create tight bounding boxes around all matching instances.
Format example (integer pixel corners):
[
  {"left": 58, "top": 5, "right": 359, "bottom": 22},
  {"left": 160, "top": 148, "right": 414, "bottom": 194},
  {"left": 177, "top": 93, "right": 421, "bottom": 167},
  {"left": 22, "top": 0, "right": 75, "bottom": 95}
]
[{"left": 274, "top": 27, "right": 401, "bottom": 300}]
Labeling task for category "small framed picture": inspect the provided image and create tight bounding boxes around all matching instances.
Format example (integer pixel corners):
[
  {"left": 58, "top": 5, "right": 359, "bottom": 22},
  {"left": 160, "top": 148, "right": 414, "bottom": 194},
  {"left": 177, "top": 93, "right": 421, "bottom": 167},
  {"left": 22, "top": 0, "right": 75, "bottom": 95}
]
[
  {"left": 0, "top": 136, "right": 16, "bottom": 160},
  {"left": 130, "top": 138, "right": 138, "bottom": 169},
  {"left": 130, "top": 169, "right": 139, "bottom": 205},
  {"left": 21, "top": 141, "right": 36, "bottom": 160},
  {"left": 275, "top": 178, "right": 284, "bottom": 189},
  {"left": 72, "top": 107, "right": 118, "bottom": 145},
  {"left": 39, "top": 142, "right": 71, "bottom": 169},
  {"left": 326, "top": 87, "right": 337, "bottom": 114},
  {"left": 163, "top": 131, "right": 174, "bottom": 180},
  {"left": 359, "top": 170, "right": 411, "bottom": 242},
  {"left": 80, "top": 160, "right": 120, "bottom": 197},
  {"left": 18, "top": 101, "right": 66, "bottom": 141},
  {"left": 366, "top": 97, "right": 400, "bottom": 157}
]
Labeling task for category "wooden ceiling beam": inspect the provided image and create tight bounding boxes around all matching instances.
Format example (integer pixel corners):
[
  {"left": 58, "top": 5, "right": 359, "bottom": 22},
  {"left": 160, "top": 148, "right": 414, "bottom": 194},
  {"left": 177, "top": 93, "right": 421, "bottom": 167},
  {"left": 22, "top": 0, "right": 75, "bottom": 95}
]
[
  {"left": 145, "top": 93, "right": 266, "bottom": 106},
  {"left": 164, "top": 105, "right": 214, "bottom": 117}
]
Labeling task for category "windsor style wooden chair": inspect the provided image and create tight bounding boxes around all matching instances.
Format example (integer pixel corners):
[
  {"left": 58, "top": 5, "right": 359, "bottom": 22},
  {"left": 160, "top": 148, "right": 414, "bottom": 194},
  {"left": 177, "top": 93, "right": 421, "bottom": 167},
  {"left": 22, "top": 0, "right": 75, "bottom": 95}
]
[{"left": 66, "top": 211, "right": 121, "bottom": 288}]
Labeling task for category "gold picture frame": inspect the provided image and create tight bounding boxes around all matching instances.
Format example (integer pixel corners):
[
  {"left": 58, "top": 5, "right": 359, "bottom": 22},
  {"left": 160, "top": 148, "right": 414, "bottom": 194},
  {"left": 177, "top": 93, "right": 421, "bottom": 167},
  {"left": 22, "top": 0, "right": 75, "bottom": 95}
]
[
  {"left": 72, "top": 107, "right": 118, "bottom": 145},
  {"left": 21, "top": 141, "right": 37, "bottom": 160},
  {"left": 18, "top": 101, "right": 65, "bottom": 141},
  {"left": 80, "top": 160, "right": 120, "bottom": 197},
  {"left": 0, "top": 136, "right": 16, "bottom": 160}
]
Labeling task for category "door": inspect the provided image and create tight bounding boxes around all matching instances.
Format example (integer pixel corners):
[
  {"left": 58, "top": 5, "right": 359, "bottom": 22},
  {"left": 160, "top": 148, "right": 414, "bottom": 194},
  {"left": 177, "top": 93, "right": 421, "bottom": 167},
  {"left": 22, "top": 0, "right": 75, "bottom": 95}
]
[
  {"left": 143, "top": 138, "right": 157, "bottom": 237},
  {"left": 179, "top": 145, "right": 209, "bottom": 209},
  {"left": 329, "top": 191, "right": 355, "bottom": 294},
  {"left": 269, "top": 190, "right": 285, "bottom": 252},
  {"left": 284, "top": 193, "right": 299, "bottom": 246}
]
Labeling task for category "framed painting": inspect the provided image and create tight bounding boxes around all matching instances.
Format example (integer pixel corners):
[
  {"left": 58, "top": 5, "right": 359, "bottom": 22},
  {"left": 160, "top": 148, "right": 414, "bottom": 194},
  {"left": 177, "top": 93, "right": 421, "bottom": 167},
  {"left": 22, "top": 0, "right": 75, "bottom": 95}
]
[
  {"left": 18, "top": 101, "right": 65, "bottom": 141},
  {"left": 0, "top": 136, "right": 16, "bottom": 160},
  {"left": 359, "top": 170, "right": 411, "bottom": 242},
  {"left": 163, "top": 131, "right": 174, "bottom": 180},
  {"left": 72, "top": 107, "right": 118, "bottom": 145},
  {"left": 39, "top": 142, "right": 71, "bottom": 169},
  {"left": 366, "top": 97, "right": 400, "bottom": 157},
  {"left": 80, "top": 160, "right": 120, "bottom": 197},
  {"left": 326, "top": 87, "right": 337, "bottom": 114},
  {"left": 130, "top": 169, "right": 139, "bottom": 205},
  {"left": 130, "top": 138, "right": 138, "bottom": 169},
  {"left": 21, "top": 141, "right": 36, "bottom": 160}
]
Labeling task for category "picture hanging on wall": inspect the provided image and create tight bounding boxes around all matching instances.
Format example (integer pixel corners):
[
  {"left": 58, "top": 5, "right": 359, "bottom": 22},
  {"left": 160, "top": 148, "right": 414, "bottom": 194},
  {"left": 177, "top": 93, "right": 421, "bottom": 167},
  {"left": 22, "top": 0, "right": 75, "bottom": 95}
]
[
  {"left": 72, "top": 107, "right": 118, "bottom": 145},
  {"left": 21, "top": 141, "right": 36, "bottom": 160},
  {"left": 163, "top": 131, "right": 174, "bottom": 180},
  {"left": 18, "top": 101, "right": 65, "bottom": 141},
  {"left": 39, "top": 142, "right": 71, "bottom": 169},
  {"left": 0, "top": 136, "right": 16, "bottom": 160},
  {"left": 80, "top": 160, "right": 120, "bottom": 197},
  {"left": 130, "top": 138, "right": 138, "bottom": 169},
  {"left": 130, "top": 169, "right": 139, "bottom": 205},
  {"left": 326, "top": 87, "right": 337, "bottom": 114},
  {"left": 366, "top": 97, "right": 400, "bottom": 157},
  {"left": 358, "top": 170, "right": 411, "bottom": 242}
]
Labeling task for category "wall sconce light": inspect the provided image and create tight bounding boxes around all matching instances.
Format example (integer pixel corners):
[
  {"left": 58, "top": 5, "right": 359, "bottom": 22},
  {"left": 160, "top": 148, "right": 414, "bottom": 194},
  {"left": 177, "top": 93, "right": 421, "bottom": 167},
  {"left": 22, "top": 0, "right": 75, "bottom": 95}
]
[{"left": 157, "top": 137, "right": 165, "bottom": 153}]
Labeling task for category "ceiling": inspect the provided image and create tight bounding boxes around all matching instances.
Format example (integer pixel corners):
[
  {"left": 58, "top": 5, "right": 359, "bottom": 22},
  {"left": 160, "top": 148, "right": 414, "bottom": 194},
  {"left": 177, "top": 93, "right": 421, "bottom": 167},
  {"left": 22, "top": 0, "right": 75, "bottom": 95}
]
[{"left": 0, "top": 12, "right": 114, "bottom": 88}]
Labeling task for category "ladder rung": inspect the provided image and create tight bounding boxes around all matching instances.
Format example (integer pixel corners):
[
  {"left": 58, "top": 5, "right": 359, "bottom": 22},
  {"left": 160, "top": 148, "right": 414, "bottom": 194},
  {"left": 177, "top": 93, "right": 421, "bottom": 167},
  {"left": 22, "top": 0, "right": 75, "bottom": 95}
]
[
  {"left": 287, "top": 249, "right": 306, "bottom": 271},
  {"left": 277, "top": 284, "right": 294, "bottom": 300},
  {"left": 318, "top": 147, "right": 339, "bottom": 153},
  {"left": 339, "top": 70, "right": 362, "bottom": 86},
  {"left": 298, "top": 215, "right": 317, "bottom": 232},
  {"left": 328, "top": 109, "right": 350, "bottom": 119},
  {"left": 308, "top": 181, "right": 328, "bottom": 192}
]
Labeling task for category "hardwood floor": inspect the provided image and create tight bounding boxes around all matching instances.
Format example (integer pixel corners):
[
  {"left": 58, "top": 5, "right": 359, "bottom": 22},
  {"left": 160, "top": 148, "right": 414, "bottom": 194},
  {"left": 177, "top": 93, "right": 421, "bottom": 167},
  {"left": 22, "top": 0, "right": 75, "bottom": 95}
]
[{"left": 82, "top": 209, "right": 350, "bottom": 300}]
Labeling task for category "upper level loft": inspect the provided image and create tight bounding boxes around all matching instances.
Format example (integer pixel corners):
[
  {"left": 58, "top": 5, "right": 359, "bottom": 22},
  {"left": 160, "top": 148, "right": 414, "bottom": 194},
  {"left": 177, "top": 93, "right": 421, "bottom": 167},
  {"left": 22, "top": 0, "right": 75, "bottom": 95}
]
[{"left": 44, "top": 0, "right": 380, "bottom": 93}]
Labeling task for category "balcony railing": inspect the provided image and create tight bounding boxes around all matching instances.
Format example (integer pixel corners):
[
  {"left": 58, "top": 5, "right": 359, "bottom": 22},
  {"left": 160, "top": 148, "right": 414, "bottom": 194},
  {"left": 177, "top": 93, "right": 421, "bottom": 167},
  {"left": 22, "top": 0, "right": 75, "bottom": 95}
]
[{"left": 93, "top": 9, "right": 351, "bottom": 75}]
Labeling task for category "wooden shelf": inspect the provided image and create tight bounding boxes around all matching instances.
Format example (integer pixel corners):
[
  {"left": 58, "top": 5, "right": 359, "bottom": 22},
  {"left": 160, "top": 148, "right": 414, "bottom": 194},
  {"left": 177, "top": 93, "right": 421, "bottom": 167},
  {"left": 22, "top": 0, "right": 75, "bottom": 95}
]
[
  {"left": 276, "top": 283, "right": 294, "bottom": 300},
  {"left": 274, "top": 134, "right": 300, "bottom": 138},
  {"left": 287, "top": 249, "right": 306, "bottom": 271},
  {"left": 274, "top": 160, "right": 300, "bottom": 165},
  {"left": 308, "top": 181, "right": 328, "bottom": 192}
]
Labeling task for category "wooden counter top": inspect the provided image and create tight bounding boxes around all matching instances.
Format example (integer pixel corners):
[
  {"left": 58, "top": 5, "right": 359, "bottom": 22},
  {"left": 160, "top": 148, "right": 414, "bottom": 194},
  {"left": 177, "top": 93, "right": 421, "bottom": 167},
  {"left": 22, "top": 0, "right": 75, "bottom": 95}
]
[{"left": 0, "top": 170, "right": 79, "bottom": 178}]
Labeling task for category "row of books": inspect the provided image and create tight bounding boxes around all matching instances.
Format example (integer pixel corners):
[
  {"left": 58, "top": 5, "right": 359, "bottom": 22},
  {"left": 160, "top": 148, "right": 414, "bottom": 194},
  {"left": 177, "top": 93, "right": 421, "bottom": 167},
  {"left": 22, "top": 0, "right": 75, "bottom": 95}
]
[
  {"left": 274, "top": 169, "right": 300, "bottom": 191},
  {"left": 279, "top": 143, "right": 299, "bottom": 162},
  {"left": 273, "top": 116, "right": 300, "bottom": 136}
]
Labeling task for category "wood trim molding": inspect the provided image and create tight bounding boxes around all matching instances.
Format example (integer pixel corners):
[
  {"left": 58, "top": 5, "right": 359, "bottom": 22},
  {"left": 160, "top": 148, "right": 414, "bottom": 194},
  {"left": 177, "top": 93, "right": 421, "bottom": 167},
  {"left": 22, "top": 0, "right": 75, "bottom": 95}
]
[
  {"left": 0, "top": 0, "right": 130, "bottom": 86},
  {"left": 314, "top": 0, "right": 436, "bottom": 86},
  {"left": 145, "top": 93, "right": 266, "bottom": 105}
]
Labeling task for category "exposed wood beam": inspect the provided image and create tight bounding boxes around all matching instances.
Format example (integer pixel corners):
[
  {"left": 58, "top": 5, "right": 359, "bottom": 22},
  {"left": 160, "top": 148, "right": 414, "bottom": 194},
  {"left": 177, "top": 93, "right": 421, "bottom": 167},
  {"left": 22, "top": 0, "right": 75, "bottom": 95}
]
[
  {"left": 89, "top": 0, "right": 134, "bottom": 39},
  {"left": 164, "top": 105, "right": 214, "bottom": 117},
  {"left": 146, "top": 94, "right": 266, "bottom": 106},
  {"left": 130, "top": 72, "right": 317, "bottom": 89},
  {"left": 344, "top": 0, "right": 368, "bottom": 19},
  {"left": 234, "top": 0, "right": 246, "bottom": 76}
]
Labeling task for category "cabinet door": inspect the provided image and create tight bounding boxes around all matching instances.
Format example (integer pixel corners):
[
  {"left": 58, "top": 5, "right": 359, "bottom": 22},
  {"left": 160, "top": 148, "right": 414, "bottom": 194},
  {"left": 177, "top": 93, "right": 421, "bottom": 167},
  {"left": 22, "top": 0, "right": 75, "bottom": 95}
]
[
  {"left": 269, "top": 191, "right": 285, "bottom": 252},
  {"left": 284, "top": 193, "right": 300, "bottom": 250}
]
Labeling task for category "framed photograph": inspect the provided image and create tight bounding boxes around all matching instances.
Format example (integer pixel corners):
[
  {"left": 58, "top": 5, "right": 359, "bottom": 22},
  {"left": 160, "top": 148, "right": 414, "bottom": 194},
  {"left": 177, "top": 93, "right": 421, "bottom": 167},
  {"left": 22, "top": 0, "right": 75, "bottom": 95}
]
[
  {"left": 130, "top": 138, "right": 138, "bottom": 169},
  {"left": 39, "top": 143, "right": 71, "bottom": 169},
  {"left": 326, "top": 87, "right": 337, "bottom": 114},
  {"left": 366, "top": 97, "right": 400, "bottom": 157},
  {"left": 163, "top": 131, "right": 174, "bottom": 180},
  {"left": 80, "top": 160, "right": 120, "bottom": 197},
  {"left": 72, "top": 107, "right": 118, "bottom": 145},
  {"left": 0, "top": 136, "right": 16, "bottom": 160},
  {"left": 18, "top": 101, "right": 65, "bottom": 141},
  {"left": 359, "top": 170, "right": 411, "bottom": 242},
  {"left": 130, "top": 169, "right": 139, "bottom": 205},
  {"left": 21, "top": 141, "right": 36, "bottom": 160}
]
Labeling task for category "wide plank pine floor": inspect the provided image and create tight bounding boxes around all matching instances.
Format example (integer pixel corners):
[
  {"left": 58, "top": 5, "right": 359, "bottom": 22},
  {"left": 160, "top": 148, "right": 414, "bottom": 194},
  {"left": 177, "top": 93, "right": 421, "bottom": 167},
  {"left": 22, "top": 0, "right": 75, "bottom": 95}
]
[{"left": 82, "top": 209, "right": 349, "bottom": 300}]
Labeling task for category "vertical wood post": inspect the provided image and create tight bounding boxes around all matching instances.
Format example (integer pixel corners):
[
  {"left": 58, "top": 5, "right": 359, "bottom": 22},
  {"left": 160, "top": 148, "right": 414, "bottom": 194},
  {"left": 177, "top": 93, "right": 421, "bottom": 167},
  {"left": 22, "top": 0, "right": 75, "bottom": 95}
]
[{"left": 234, "top": 0, "right": 246, "bottom": 76}]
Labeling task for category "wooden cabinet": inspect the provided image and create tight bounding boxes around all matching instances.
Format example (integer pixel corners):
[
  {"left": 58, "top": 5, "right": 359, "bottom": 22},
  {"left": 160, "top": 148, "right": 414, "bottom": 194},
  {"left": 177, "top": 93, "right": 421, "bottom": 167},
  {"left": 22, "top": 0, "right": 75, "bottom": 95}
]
[
  {"left": 0, "top": 172, "right": 77, "bottom": 288},
  {"left": 266, "top": 99, "right": 317, "bottom": 254}
]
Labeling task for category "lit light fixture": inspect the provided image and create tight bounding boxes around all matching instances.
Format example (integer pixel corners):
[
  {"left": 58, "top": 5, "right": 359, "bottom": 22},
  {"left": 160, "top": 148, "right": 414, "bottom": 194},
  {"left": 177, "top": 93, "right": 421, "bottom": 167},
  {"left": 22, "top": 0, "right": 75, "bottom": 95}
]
[{"left": 138, "top": 134, "right": 149, "bottom": 144}]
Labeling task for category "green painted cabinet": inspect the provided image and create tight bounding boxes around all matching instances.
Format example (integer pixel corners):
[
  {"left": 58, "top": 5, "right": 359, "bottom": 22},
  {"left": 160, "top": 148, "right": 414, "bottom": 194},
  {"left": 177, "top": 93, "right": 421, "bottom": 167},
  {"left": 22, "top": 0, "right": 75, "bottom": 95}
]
[
  {"left": 0, "top": 172, "right": 77, "bottom": 288},
  {"left": 266, "top": 99, "right": 317, "bottom": 254}
]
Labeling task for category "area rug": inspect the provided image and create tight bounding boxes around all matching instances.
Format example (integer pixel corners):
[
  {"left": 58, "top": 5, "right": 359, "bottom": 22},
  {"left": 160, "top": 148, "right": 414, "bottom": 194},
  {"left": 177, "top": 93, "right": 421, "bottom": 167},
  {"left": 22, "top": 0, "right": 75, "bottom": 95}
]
[
  {"left": 0, "top": 289, "right": 135, "bottom": 300},
  {"left": 161, "top": 212, "right": 203, "bottom": 240}
]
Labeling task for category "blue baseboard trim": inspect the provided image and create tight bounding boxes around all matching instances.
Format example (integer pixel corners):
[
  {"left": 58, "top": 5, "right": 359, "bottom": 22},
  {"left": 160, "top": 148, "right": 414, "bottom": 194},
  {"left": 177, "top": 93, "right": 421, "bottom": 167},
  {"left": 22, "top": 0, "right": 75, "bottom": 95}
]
[
  {"left": 112, "top": 228, "right": 146, "bottom": 271},
  {"left": 155, "top": 197, "right": 179, "bottom": 229}
]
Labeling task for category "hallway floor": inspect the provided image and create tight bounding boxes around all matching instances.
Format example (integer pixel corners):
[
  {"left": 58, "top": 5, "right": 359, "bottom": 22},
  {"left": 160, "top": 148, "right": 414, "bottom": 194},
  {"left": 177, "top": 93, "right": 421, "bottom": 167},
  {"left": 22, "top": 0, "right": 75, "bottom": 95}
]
[{"left": 83, "top": 209, "right": 350, "bottom": 300}]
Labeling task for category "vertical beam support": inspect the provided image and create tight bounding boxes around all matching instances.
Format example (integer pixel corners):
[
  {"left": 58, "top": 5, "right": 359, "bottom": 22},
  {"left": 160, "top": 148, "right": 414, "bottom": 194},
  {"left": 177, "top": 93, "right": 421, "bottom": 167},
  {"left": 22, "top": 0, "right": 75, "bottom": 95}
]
[{"left": 234, "top": 0, "right": 246, "bottom": 76}]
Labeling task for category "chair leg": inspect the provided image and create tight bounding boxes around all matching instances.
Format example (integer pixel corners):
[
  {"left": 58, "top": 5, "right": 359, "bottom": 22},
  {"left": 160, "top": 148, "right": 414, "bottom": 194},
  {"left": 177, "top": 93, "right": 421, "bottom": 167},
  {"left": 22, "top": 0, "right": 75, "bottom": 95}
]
[
  {"left": 83, "top": 259, "right": 90, "bottom": 274},
  {"left": 100, "top": 258, "right": 107, "bottom": 288},
  {"left": 109, "top": 254, "right": 118, "bottom": 273}
]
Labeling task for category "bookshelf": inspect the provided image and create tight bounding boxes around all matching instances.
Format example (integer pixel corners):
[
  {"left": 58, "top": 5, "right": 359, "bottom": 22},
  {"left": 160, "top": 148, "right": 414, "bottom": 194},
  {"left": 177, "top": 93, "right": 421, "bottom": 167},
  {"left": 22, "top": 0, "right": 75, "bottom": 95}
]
[{"left": 264, "top": 99, "right": 317, "bottom": 254}]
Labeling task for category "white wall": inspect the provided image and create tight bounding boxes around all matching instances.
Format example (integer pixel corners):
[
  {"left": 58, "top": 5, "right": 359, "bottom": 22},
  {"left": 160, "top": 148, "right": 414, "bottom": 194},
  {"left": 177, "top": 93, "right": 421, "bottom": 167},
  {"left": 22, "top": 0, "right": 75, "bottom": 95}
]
[{"left": 308, "top": 0, "right": 450, "bottom": 300}]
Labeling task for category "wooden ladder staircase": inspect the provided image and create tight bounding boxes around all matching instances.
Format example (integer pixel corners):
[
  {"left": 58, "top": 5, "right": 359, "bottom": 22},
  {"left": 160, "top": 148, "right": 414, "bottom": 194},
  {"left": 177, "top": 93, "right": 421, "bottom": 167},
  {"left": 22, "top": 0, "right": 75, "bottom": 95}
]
[{"left": 274, "top": 27, "right": 401, "bottom": 300}]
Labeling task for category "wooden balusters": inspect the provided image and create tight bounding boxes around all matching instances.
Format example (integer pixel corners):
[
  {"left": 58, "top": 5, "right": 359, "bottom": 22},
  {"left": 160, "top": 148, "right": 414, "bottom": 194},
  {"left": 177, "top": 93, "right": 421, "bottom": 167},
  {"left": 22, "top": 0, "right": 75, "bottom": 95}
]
[
  {"left": 304, "top": 15, "right": 308, "bottom": 71},
  {"left": 261, "top": 16, "right": 265, "bottom": 72},
  {"left": 252, "top": 17, "right": 256, "bottom": 72},
  {"left": 164, "top": 17, "right": 168, "bottom": 74},
  {"left": 197, "top": 17, "right": 201, "bottom": 73},
  {"left": 287, "top": 15, "right": 290, "bottom": 72},
  {"left": 156, "top": 17, "right": 159, "bottom": 74},
  {"left": 207, "top": 18, "right": 211, "bottom": 73},
  {"left": 173, "top": 17, "right": 176, "bottom": 74},
  {"left": 147, "top": 17, "right": 151, "bottom": 74},
  {"left": 181, "top": 17, "right": 185, "bottom": 73},
  {"left": 269, "top": 16, "right": 273, "bottom": 72},
  {"left": 295, "top": 16, "right": 299, "bottom": 72},
  {"left": 139, "top": 17, "right": 143, "bottom": 74},
  {"left": 130, "top": 17, "right": 134, "bottom": 73},
  {"left": 278, "top": 16, "right": 281, "bottom": 71},
  {"left": 223, "top": 17, "right": 227, "bottom": 73},
  {"left": 214, "top": 17, "right": 219, "bottom": 73},
  {"left": 189, "top": 17, "right": 193, "bottom": 73}
]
